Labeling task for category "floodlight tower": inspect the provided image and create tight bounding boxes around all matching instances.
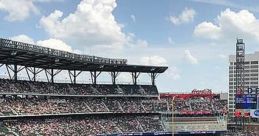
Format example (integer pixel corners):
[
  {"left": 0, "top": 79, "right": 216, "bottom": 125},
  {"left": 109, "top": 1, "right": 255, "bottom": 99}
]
[
  {"left": 234, "top": 39, "right": 245, "bottom": 127},
  {"left": 235, "top": 39, "right": 245, "bottom": 95}
]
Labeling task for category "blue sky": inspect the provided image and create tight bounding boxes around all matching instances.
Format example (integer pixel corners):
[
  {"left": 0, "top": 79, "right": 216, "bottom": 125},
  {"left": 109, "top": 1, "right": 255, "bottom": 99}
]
[{"left": 1, "top": 0, "right": 259, "bottom": 93}]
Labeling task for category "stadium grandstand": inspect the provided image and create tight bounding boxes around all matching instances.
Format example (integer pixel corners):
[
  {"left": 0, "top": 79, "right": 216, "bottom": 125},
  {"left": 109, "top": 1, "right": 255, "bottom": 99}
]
[
  {"left": 160, "top": 89, "right": 228, "bottom": 135},
  {"left": 0, "top": 38, "right": 171, "bottom": 136}
]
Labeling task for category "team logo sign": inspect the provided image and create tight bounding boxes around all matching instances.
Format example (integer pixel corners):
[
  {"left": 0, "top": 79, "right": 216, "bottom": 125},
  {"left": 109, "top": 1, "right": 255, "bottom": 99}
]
[{"left": 254, "top": 110, "right": 259, "bottom": 116}]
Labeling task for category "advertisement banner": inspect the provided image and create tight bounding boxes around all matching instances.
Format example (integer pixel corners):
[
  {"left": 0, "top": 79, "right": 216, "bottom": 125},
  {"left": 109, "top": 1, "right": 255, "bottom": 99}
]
[{"left": 250, "top": 109, "right": 259, "bottom": 118}]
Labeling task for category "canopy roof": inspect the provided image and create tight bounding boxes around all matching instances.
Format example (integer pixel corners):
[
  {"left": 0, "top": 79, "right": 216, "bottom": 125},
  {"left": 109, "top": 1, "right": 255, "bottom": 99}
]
[{"left": 0, "top": 38, "right": 167, "bottom": 73}]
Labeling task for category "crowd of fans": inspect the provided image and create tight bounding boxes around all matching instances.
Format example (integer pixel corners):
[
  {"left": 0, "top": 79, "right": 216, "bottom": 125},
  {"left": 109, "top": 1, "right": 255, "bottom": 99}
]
[
  {"left": 163, "top": 96, "right": 228, "bottom": 115},
  {"left": 225, "top": 129, "right": 259, "bottom": 136},
  {"left": 0, "top": 96, "right": 169, "bottom": 116},
  {"left": 1, "top": 115, "right": 164, "bottom": 136},
  {"left": 0, "top": 79, "right": 158, "bottom": 96},
  {"left": 0, "top": 78, "right": 230, "bottom": 135},
  {"left": 0, "top": 96, "right": 228, "bottom": 117},
  {"left": 213, "top": 98, "right": 228, "bottom": 113}
]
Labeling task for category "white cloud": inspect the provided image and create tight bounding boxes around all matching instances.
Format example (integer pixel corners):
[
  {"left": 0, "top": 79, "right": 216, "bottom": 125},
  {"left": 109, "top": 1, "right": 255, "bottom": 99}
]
[
  {"left": 40, "top": 0, "right": 126, "bottom": 48},
  {"left": 184, "top": 49, "right": 198, "bottom": 64},
  {"left": 37, "top": 38, "right": 72, "bottom": 52},
  {"left": 0, "top": 0, "right": 38, "bottom": 21},
  {"left": 194, "top": 22, "right": 221, "bottom": 40},
  {"left": 11, "top": 35, "right": 35, "bottom": 44},
  {"left": 139, "top": 56, "right": 168, "bottom": 66},
  {"left": 0, "top": 0, "right": 63, "bottom": 22},
  {"left": 169, "top": 7, "right": 196, "bottom": 25},
  {"left": 130, "top": 14, "right": 136, "bottom": 23},
  {"left": 11, "top": 34, "right": 72, "bottom": 52},
  {"left": 139, "top": 56, "right": 180, "bottom": 80},
  {"left": 194, "top": 8, "right": 259, "bottom": 42},
  {"left": 125, "top": 33, "right": 148, "bottom": 48}
]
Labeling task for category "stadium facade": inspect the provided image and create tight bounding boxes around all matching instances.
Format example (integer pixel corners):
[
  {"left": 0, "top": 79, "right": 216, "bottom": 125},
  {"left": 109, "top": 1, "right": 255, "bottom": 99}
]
[{"left": 229, "top": 51, "right": 259, "bottom": 117}]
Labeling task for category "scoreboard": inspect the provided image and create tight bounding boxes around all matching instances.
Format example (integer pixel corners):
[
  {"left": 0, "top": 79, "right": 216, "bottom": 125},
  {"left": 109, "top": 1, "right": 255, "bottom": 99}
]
[
  {"left": 235, "top": 88, "right": 258, "bottom": 109},
  {"left": 235, "top": 94, "right": 257, "bottom": 109}
]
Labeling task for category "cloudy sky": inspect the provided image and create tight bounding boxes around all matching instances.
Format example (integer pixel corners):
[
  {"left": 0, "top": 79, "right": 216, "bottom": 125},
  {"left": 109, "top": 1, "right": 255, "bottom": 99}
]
[{"left": 1, "top": 0, "right": 259, "bottom": 93}]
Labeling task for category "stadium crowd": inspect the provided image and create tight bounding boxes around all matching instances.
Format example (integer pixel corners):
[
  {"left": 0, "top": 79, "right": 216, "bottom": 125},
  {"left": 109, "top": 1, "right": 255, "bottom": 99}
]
[
  {"left": 0, "top": 79, "right": 158, "bottom": 96},
  {"left": 0, "top": 95, "right": 227, "bottom": 117},
  {"left": 0, "top": 78, "right": 229, "bottom": 135},
  {"left": 225, "top": 129, "right": 259, "bottom": 136},
  {"left": 0, "top": 94, "right": 229, "bottom": 117},
  {"left": 0, "top": 97, "right": 169, "bottom": 116},
  {"left": 1, "top": 115, "right": 164, "bottom": 136},
  {"left": 164, "top": 96, "right": 228, "bottom": 115}
]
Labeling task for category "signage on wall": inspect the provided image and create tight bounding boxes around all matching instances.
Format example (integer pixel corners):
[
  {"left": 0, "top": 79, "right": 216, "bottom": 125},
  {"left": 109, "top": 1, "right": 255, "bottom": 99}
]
[
  {"left": 235, "top": 88, "right": 258, "bottom": 109},
  {"left": 250, "top": 110, "right": 259, "bottom": 118}
]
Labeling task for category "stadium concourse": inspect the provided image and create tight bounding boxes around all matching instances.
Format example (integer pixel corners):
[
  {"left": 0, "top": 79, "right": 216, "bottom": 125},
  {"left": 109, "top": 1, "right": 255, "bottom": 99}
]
[{"left": 0, "top": 38, "right": 228, "bottom": 135}]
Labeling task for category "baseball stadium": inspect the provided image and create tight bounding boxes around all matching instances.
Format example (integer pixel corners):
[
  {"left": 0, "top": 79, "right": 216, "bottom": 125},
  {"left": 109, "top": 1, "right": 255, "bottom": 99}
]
[
  {"left": 0, "top": 38, "right": 229, "bottom": 136},
  {"left": 2, "top": 0, "right": 259, "bottom": 136}
]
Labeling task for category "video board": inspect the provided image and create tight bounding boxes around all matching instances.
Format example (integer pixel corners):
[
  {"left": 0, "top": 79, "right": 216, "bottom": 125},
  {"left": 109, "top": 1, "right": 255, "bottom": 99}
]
[{"left": 235, "top": 88, "right": 258, "bottom": 109}]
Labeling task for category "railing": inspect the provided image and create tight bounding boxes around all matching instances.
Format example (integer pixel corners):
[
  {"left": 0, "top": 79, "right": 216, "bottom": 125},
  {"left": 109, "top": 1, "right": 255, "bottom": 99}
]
[
  {"left": 0, "top": 93, "right": 159, "bottom": 98},
  {"left": 0, "top": 75, "right": 152, "bottom": 85},
  {"left": 1, "top": 76, "right": 149, "bottom": 85}
]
